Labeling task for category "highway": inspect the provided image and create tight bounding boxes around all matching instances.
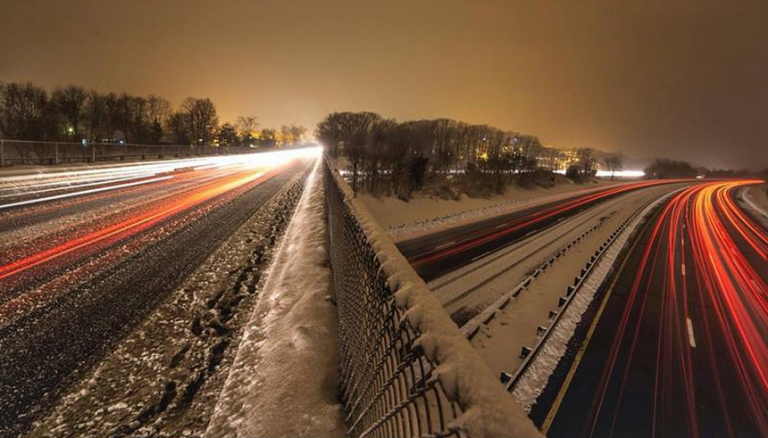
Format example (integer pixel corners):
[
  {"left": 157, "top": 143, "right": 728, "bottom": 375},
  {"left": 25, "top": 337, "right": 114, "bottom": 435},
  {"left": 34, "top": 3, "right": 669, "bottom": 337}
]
[
  {"left": 0, "top": 151, "right": 315, "bottom": 437},
  {"left": 541, "top": 180, "right": 768, "bottom": 438},
  {"left": 398, "top": 180, "right": 681, "bottom": 281}
]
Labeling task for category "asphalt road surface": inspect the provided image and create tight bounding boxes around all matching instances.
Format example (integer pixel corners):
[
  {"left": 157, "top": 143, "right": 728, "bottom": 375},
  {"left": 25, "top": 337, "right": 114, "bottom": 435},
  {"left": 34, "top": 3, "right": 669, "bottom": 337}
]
[
  {"left": 542, "top": 180, "right": 768, "bottom": 438},
  {"left": 0, "top": 154, "right": 312, "bottom": 437},
  {"left": 398, "top": 180, "right": 681, "bottom": 281}
]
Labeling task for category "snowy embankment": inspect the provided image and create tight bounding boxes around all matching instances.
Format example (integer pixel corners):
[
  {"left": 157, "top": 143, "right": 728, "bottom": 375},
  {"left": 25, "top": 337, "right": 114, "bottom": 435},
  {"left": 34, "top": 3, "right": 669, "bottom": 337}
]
[
  {"left": 205, "top": 158, "right": 345, "bottom": 438},
  {"left": 742, "top": 185, "right": 768, "bottom": 226},
  {"left": 361, "top": 181, "right": 625, "bottom": 241},
  {"left": 511, "top": 188, "right": 683, "bottom": 410}
]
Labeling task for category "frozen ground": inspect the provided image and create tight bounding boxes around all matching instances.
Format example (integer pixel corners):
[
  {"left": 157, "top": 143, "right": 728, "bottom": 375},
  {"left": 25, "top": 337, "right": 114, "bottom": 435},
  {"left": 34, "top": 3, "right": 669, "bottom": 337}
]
[
  {"left": 742, "top": 184, "right": 768, "bottom": 227},
  {"left": 511, "top": 187, "right": 683, "bottom": 410},
  {"left": 426, "top": 184, "right": 687, "bottom": 407},
  {"left": 469, "top": 185, "right": 679, "bottom": 387},
  {"left": 360, "top": 180, "right": 628, "bottom": 241},
  {"left": 26, "top": 169, "right": 311, "bottom": 438},
  {"left": 431, "top": 184, "right": 687, "bottom": 325},
  {"left": 205, "top": 158, "right": 344, "bottom": 438}
]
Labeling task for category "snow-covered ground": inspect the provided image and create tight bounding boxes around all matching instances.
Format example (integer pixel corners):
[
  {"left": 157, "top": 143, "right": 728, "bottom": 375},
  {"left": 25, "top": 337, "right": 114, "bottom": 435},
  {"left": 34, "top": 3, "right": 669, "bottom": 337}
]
[
  {"left": 430, "top": 184, "right": 684, "bottom": 324},
  {"left": 511, "top": 187, "right": 684, "bottom": 410},
  {"left": 360, "top": 180, "right": 628, "bottom": 241},
  {"left": 742, "top": 184, "right": 768, "bottom": 227},
  {"left": 26, "top": 168, "right": 311, "bottom": 438},
  {"left": 422, "top": 183, "right": 688, "bottom": 411},
  {"left": 467, "top": 185, "right": 683, "bottom": 380},
  {"left": 205, "top": 158, "right": 345, "bottom": 438}
]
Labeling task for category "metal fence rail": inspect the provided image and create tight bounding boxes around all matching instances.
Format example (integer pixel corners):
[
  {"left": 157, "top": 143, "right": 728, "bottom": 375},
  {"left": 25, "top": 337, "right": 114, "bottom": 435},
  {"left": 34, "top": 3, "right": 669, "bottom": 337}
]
[
  {"left": 0, "top": 139, "right": 260, "bottom": 167},
  {"left": 324, "top": 158, "right": 541, "bottom": 438}
]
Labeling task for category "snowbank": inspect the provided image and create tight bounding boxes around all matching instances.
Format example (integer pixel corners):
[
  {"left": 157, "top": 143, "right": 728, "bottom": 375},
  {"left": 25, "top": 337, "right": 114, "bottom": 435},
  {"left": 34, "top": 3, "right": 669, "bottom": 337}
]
[
  {"left": 205, "top": 157, "right": 345, "bottom": 438},
  {"left": 360, "top": 181, "right": 624, "bottom": 240},
  {"left": 511, "top": 188, "right": 682, "bottom": 410},
  {"left": 742, "top": 185, "right": 768, "bottom": 223},
  {"left": 331, "top": 163, "right": 542, "bottom": 438}
]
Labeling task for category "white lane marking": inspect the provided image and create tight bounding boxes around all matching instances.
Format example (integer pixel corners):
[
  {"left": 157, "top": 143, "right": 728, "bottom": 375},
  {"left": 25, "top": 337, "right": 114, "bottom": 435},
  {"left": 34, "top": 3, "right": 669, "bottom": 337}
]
[
  {"left": 434, "top": 240, "right": 457, "bottom": 251},
  {"left": 681, "top": 264, "right": 686, "bottom": 277},
  {"left": 687, "top": 317, "right": 697, "bottom": 348},
  {"left": 0, "top": 176, "right": 173, "bottom": 210}
]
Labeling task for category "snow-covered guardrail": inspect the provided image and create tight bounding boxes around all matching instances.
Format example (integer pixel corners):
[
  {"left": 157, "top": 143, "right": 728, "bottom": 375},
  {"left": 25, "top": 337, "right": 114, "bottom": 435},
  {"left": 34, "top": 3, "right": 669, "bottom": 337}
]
[
  {"left": 501, "top": 212, "right": 635, "bottom": 393},
  {"left": 461, "top": 212, "right": 617, "bottom": 341},
  {"left": 324, "top": 158, "right": 542, "bottom": 438}
]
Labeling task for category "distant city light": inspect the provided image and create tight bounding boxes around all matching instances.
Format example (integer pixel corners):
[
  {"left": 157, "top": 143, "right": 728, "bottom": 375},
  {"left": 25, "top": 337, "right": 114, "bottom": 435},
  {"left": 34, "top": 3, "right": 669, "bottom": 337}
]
[
  {"left": 553, "top": 169, "right": 646, "bottom": 178},
  {"left": 595, "top": 169, "right": 645, "bottom": 178}
]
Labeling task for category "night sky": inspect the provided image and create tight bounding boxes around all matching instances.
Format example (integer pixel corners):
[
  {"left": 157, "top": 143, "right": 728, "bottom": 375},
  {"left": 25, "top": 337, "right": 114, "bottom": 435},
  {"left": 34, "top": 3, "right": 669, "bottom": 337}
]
[{"left": 1, "top": 0, "right": 766, "bottom": 169}]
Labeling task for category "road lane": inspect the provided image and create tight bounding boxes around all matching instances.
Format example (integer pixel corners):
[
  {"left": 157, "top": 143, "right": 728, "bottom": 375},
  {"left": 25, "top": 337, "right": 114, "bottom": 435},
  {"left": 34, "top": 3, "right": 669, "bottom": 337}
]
[
  {"left": 0, "top": 153, "right": 315, "bottom": 437},
  {"left": 543, "top": 180, "right": 768, "bottom": 438},
  {"left": 397, "top": 180, "right": 684, "bottom": 281}
]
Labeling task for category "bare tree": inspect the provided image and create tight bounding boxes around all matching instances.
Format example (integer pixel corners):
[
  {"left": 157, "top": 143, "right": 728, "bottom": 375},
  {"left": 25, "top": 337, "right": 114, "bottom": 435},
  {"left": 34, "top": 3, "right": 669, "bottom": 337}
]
[
  {"left": 181, "top": 97, "right": 218, "bottom": 145},
  {"left": 236, "top": 116, "right": 259, "bottom": 146},
  {"left": 259, "top": 128, "right": 277, "bottom": 148},
  {"left": 52, "top": 85, "right": 87, "bottom": 139},
  {"left": 0, "top": 82, "right": 51, "bottom": 140},
  {"left": 216, "top": 122, "right": 240, "bottom": 147},
  {"left": 166, "top": 111, "right": 190, "bottom": 145},
  {"left": 603, "top": 154, "right": 623, "bottom": 180},
  {"left": 576, "top": 148, "right": 598, "bottom": 176},
  {"left": 289, "top": 124, "right": 307, "bottom": 145},
  {"left": 146, "top": 95, "right": 171, "bottom": 143}
]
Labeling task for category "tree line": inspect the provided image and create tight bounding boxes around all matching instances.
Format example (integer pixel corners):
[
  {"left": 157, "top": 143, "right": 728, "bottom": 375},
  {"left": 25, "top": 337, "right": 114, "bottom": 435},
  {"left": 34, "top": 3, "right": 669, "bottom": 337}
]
[
  {"left": 317, "top": 111, "right": 624, "bottom": 198},
  {"left": 0, "top": 80, "right": 307, "bottom": 147}
]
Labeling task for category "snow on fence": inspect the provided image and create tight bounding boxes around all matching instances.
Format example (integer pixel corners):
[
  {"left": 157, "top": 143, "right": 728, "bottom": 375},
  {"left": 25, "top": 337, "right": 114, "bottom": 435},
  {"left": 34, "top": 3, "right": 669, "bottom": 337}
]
[
  {"left": 324, "top": 158, "right": 541, "bottom": 438},
  {"left": 0, "top": 139, "right": 259, "bottom": 166}
]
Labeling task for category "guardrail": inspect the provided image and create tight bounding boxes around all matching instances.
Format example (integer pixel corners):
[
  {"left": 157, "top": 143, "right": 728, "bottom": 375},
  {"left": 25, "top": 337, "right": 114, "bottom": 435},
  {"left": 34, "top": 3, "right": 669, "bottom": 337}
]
[
  {"left": 502, "top": 206, "right": 644, "bottom": 393},
  {"left": 324, "top": 158, "right": 541, "bottom": 438},
  {"left": 0, "top": 139, "right": 261, "bottom": 167},
  {"left": 461, "top": 212, "right": 617, "bottom": 341}
]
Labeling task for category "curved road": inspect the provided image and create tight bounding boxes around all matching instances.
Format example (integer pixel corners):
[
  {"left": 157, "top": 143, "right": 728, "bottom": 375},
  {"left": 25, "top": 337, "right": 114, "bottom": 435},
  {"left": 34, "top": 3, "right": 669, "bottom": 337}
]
[
  {"left": 540, "top": 180, "right": 768, "bottom": 438},
  {"left": 398, "top": 180, "right": 683, "bottom": 281}
]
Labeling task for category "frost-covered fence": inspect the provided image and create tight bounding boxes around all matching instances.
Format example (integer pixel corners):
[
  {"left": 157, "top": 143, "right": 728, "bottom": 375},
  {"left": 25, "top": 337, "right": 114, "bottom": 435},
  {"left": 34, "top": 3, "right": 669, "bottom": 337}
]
[
  {"left": 0, "top": 139, "right": 260, "bottom": 166},
  {"left": 324, "top": 158, "right": 541, "bottom": 438}
]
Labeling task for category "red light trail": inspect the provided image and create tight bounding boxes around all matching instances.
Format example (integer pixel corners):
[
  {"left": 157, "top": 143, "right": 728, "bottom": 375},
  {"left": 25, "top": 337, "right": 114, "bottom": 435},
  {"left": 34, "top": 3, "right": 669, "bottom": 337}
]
[
  {"left": 579, "top": 180, "right": 768, "bottom": 438},
  {"left": 408, "top": 179, "right": 684, "bottom": 268},
  {"left": 0, "top": 158, "right": 302, "bottom": 329}
]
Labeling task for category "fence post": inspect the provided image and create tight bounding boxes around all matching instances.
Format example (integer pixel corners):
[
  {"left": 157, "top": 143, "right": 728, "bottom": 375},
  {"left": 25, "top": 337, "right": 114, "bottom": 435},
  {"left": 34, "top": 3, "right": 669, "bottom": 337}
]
[
  {"left": 0, "top": 139, "right": 4, "bottom": 167},
  {"left": 92, "top": 143, "right": 96, "bottom": 163},
  {"left": 55, "top": 143, "right": 59, "bottom": 165}
]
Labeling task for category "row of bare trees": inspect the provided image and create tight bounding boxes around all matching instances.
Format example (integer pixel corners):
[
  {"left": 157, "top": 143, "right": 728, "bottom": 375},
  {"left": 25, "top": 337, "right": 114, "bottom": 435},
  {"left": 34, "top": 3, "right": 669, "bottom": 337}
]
[
  {"left": 317, "top": 112, "right": 624, "bottom": 197},
  {"left": 0, "top": 81, "right": 307, "bottom": 148}
]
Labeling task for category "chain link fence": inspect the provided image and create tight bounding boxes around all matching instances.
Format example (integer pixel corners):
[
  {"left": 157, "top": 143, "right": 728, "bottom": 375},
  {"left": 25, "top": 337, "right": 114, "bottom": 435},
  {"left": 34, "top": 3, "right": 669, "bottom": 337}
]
[
  {"left": 324, "top": 158, "right": 541, "bottom": 438},
  {"left": 0, "top": 139, "right": 259, "bottom": 167}
]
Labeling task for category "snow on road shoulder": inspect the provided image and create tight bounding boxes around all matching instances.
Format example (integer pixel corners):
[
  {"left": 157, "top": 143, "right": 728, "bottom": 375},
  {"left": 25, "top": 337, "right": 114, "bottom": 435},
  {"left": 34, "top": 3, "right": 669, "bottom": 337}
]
[
  {"left": 742, "top": 185, "right": 768, "bottom": 225},
  {"left": 205, "top": 157, "right": 344, "bottom": 438},
  {"left": 511, "top": 188, "right": 682, "bottom": 410}
]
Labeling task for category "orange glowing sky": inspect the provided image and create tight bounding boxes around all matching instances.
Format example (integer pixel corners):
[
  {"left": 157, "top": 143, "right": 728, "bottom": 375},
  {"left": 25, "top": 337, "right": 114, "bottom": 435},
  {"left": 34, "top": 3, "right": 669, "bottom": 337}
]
[{"left": 1, "top": 0, "right": 766, "bottom": 169}]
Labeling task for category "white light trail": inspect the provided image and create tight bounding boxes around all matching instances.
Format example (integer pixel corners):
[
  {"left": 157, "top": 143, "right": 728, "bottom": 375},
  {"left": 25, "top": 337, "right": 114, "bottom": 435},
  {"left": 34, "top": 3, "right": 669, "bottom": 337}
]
[{"left": 0, "top": 176, "right": 174, "bottom": 210}]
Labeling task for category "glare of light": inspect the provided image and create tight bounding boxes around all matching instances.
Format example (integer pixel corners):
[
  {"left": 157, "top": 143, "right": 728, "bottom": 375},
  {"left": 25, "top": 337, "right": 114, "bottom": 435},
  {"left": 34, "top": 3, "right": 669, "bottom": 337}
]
[
  {"left": 595, "top": 170, "right": 646, "bottom": 178},
  {"left": 552, "top": 169, "right": 646, "bottom": 178},
  {"left": 0, "top": 146, "right": 323, "bottom": 208}
]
